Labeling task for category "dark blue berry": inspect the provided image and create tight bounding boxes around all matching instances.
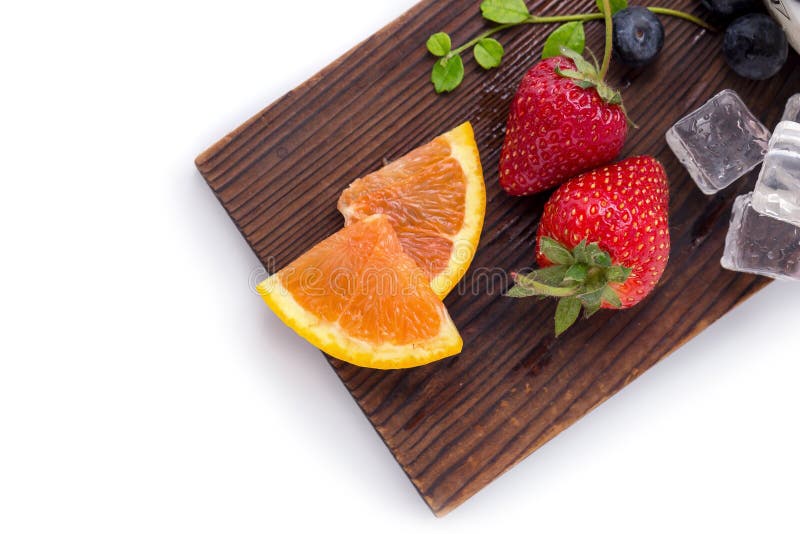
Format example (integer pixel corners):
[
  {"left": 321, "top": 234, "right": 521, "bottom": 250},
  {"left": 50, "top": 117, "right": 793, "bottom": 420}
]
[
  {"left": 612, "top": 7, "right": 665, "bottom": 68},
  {"left": 701, "top": 0, "right": 760, "bottom": 18},
  {"left": 723, "top": 14, "right": 788, "bottom": 80}
]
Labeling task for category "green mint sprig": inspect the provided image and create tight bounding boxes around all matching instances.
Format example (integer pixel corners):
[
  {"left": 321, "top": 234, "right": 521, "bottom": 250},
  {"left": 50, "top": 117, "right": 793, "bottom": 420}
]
[
  {"left": 595, "top": 0, "right": 627, "bottom": 15},
  {"left": 481, "top": 0, "right": 531, "bottom": 23},
  {"left": 427, "top": 0, "right": 713, "bottom": 94},
  {"left": 541, "top": 21, "right": 585, "bottom": 59}
]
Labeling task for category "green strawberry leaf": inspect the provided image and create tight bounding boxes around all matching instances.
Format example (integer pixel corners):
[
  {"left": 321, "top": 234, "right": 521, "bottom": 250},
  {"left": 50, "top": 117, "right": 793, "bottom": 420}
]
[
  {"left": 542, "top": 21, "right": 585, "bottom": 59},
  {"left": 585, "top": 47, "right": 602, "bottom": 72},
  {"left": 596, "top": 84, "right": 623, "bottom": 105},
  {"left": 556, "top": 49, "right": 625, "bottom": 107},
  {"left": 602, "top": 286, "right": 623, "bottom": 308},
  {"left": 554, "top": 68, "right": 593, "bottom": 85},
  {"left": 505, "top": 284, "right": 537, "bottom": 298},
  {"left": 606, "top": 265, "right": 632, "bottom": 283},
  {"left": 480, "top": 0, "right": 531, "bottom": 24},
  {"left": 593, "top": 252, "right": 612, "bottom": 268},
  {"left": 508, "top": 239, "right": 638, "bottom": 334},
  {"left": 539, "top": 237, "right": 574, "bottom": 265},
  {"left": 564, "top": 263, "right": 588, "bottom": 283},
  {"left": 555, "top": 297, "right": 582, "bottom": 336},
  {"left": 580, "top": 288, "right": 605, "bottom": 318},
  {"left": 572, "top": 241, "right": 591, "bottom": 264},
  {"left": 583, "top": 273, "right": 606, "bottom": 293},
  {"left": 431, "top": 55, "right": 464, "bottom": 93},
  {"left": 586, "top": 243, "right": 612, "bottom": 267},
  {"left": 474, "top": 38, "right": 504, "bottom": 69},
  {"left": 583, "top": 301, "right": 602, "bottom": 319},
  {"left": 513, "top": 277, "right": 580, "bottom": 297},
  {"left": 596, "top": 0, "right": 628, "bottom": 15},
  {"left": 558, "top": 47, "right": 598, "bottom": 77},
  {"left": 426, "top": 32, "right": 451, "bottom": 57},
  {"left": 515, "top": 265, "right": 570, "bottom": 287}
]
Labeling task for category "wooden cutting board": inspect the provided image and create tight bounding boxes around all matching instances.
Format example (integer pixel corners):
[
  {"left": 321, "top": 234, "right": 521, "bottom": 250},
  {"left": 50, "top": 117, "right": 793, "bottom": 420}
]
[{"left": 196, "top": 0, "right": 799, "bottom": 516}]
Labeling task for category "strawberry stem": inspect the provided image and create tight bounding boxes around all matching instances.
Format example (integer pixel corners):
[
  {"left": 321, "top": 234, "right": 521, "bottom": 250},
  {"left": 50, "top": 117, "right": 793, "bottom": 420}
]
[
  {"left": 599, "top": 0, "right": 613, "bottom": 80},
  {"left": 505, "top": 238, "right": 632, "bottom": 336}
]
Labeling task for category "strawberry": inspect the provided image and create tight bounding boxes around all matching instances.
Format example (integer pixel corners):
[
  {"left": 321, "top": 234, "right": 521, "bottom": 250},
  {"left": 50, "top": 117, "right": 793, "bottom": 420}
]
[
  {"left": 507, "top": 155, "right": 671, "bottom": 335},
  {"left": 499, "top": 50, "right": 628, "bottom": 196}
]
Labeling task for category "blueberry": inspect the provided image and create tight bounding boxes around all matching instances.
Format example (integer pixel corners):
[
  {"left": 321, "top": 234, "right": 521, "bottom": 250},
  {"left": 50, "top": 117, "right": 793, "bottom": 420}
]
[
  {"left": 723, "top": 14, "right": 788, "bottom": 80},
  {"left": 701, "top": 0, "right": 760, "bottom": 18},
  {"left": 612, "top": 7, "right": 665, "bottom": 68}
]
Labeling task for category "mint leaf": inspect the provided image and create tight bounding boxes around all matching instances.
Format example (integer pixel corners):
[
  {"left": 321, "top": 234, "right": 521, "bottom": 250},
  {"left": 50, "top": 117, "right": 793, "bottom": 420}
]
[
  {"left": 542, "top": 21, "right": 585, "bottom": 59},
  {"left": 480, "top": 0, "right": 530, "bottom": 24},
  {"left": 596, "top": 0, "right": 627, "bottom": 15},
  {"left": 555, "top": 297, "right": 582, "bottom": 336},
  {"left": 431, "top": 55, "right": 464, "bottom": 93},
  {"left": 539, "top": 237, "right": 574, "bottom": 265},
  {"left": 474, "top": 38, "right": 504, "bottom": 69},
  {"left": 426, "top": 32, "right": 451, "bottom": 57}
]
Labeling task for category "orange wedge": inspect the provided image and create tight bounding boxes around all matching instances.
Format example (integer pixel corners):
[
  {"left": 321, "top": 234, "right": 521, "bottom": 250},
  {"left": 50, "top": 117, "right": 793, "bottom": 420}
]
[
  {"left": 257, "top": 215, "right": 462, "bottom": 369},
  {"left": 337, "top": 122, "right": 485, "bottom": 298}
]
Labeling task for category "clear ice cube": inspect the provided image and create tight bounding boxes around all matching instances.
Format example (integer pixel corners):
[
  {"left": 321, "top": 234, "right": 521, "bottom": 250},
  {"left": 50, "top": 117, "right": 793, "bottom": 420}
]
[
  {"left": 782, "top": 93, "right": 800, "bottom": 123},
  {"left": 752, "top": 149, "right": 800, "bottom": 226},
  {"left": 721, "top": 193, "right": 800, "bottom": 281},
  {"left": 768, "top": 121, "right": 800, "bottom": 152},
  {"left": 666, "top": 89, "right": 771, "bottom": 195}
]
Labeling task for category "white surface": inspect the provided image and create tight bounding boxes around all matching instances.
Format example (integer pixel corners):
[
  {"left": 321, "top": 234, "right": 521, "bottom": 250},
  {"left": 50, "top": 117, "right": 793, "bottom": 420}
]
[{"left": 1, "top": 1, "right": 798, "bottom": 533}]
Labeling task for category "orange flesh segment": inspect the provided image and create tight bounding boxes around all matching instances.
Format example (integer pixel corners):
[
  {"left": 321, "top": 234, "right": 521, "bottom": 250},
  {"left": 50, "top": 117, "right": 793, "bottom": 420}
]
[
  {"left": 337, "top": 122, "right": 485, "bottom": 298},
  {"left": 258, "top": 215, "right": 462, "bottom": 368},
  {"left": 280, "top": 216, "right": 441, "bottom": 344}
]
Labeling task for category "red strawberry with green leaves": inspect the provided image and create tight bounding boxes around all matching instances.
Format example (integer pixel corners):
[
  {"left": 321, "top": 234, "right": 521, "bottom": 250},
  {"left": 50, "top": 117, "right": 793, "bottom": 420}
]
[
  {"left": 507, "top": 155, "right": 671, "bottom": 335},
  {"left": 499, "top": 49, "right": 628, "bottom": 196}
]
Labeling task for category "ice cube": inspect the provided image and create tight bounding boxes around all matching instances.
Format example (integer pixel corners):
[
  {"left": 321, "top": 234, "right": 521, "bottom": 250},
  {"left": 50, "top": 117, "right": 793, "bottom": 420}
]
[
  {"left": 666, "top": 89, "right": 771, "bottom": 195},
  {"left": 752, "top": 149, "right": 800, "bottom": 226},
  {"left": 768, "top": 121, "right": 800, "bottom": 152},
  {"left": 782, "top": 93, "right": 800, "bottom": 123},
  {"left": 721, "top": 193, "right": 800, "bottom": 281}
]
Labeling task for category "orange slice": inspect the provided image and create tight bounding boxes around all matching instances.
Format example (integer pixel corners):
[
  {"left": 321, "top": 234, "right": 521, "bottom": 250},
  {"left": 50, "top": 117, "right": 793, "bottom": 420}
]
[
  {"left": 257, "top": 215, "right": 462, "bottom": 369},
  {"left": 337, "top": 122, "right": 485, "bottom": 298}
]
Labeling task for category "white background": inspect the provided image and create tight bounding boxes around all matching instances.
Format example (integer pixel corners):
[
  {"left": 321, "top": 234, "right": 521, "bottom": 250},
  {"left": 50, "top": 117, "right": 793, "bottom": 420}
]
[{"left": 1, "top": 1, "right": 799, "bottom": 532}]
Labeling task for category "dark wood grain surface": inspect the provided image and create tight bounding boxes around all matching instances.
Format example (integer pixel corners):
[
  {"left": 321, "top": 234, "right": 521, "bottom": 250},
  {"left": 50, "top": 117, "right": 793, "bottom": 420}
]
[{"left": 196, "top": 0, "right": 799, "bottom": 516}]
